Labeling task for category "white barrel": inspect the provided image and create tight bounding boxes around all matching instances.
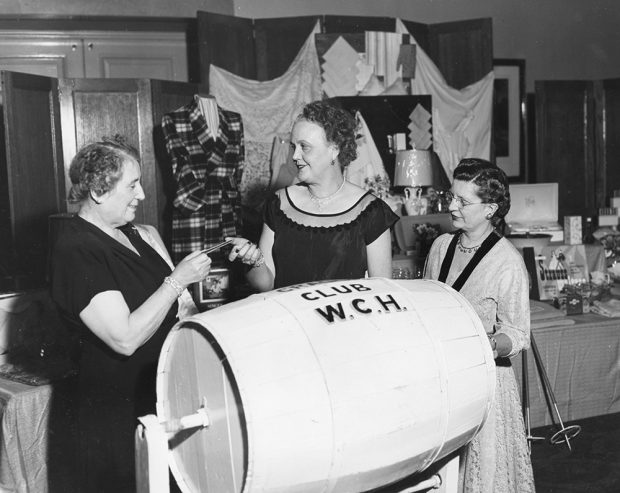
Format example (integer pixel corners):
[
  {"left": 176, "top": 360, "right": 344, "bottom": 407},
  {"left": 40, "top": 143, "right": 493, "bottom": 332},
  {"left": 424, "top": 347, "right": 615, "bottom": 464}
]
[{"left": 156, "top": 278, "right": 496, "bottom": 493}]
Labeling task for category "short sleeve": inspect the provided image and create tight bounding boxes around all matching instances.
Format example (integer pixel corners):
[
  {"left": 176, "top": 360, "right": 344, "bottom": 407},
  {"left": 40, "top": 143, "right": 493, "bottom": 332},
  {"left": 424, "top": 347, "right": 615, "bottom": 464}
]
[
  {"left": 263, "top": 192, "right": 281, "bottom": 231},
  {"left": 363, "top": 198, "right": 399, "bottom": 244},
  {"left": 51, "top": 238, "right": 120, "bottom": 318}
]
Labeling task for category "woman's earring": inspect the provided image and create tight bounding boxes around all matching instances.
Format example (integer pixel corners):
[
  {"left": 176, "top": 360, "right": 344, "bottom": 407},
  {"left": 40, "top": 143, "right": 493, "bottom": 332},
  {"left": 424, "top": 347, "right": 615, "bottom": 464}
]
[
  {"left": 486, "top": 213, "right": 493, "bottom": 220},
  {"left": 90, "top": 191, "right": 102, "bottom": 205},
  {"left": 331, "top": 158, "right": 336, "bottom": 166}
]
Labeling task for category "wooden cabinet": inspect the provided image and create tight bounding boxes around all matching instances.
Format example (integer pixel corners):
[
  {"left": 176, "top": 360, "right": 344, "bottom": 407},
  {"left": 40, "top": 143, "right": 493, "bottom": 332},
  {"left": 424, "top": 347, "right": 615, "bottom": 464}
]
[
  {"left": 1, "top": 70, "right": 207, "bottom": 288},
  {"left": 0, "top": 30, "right": 189, "bottom": 83},
  {"left": 535, "top": 78, "right": 620, "bottom": 220}
]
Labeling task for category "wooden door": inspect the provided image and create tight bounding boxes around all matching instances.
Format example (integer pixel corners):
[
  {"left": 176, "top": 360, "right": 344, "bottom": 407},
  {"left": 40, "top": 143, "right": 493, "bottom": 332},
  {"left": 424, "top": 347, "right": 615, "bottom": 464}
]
[
  {"left": 0, "top": 32, "right": 85, "bottom": 79},
  {"left": 596, "top": 78, "right": 620, "bottom": 207},
  {"left": 254, "top": 16, "right": 321, "bottom": 80},
  {"left": 197, "top": 11, "right": 256, "bottom": 87},
  {"left": 82, "top": 31, "right": 189, "bottom": 81},
  {"left": 428, "top": 18, "right": 493, "bottom": 89},
  {"left": 535, "top": 80, "right": 596, "bottom": 219},
  {"left": 57, "top": 78, "right": 158, "bottom": 228},
  {"left": 1, "top": 71, "right": 65, "bottom": 287},
  {"left": 150, "top": 79, "right": 208, "bottom": 246}
]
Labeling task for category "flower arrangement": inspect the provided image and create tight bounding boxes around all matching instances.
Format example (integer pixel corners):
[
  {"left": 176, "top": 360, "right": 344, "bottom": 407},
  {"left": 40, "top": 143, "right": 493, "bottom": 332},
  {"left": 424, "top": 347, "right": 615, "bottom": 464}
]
[
  {"left": 364, "top": 174, "right": 391, "bottom": 200},
  {"left": 414, "top": 223, "right": 442, "bottom": 256}
]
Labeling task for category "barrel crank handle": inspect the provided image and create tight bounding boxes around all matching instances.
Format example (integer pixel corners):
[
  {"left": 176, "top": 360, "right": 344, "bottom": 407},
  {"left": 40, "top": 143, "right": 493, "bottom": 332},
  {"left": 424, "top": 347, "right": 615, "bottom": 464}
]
[{"left": 163, "top": 397, "right": 210, "bottom": 434}]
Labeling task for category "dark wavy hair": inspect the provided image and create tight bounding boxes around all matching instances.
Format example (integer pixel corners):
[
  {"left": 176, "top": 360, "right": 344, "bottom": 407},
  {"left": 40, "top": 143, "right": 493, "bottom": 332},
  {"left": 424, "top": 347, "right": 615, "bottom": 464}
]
[
  {"left": 453, "top": 158, "right": 511, "bottom": 226},
  {"left": 68, "top": 135, "right": 140, "bottom": 204},
  {"left": 296, "top": 100, "right": 358, "bottom": 168}
]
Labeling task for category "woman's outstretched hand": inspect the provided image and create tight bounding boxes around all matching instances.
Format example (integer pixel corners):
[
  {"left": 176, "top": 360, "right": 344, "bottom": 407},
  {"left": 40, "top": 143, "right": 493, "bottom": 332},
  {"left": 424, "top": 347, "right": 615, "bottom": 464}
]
[
  {"left": 226, "top": 237, "right": 263, "bottom": 267},
  {"left": 171, "top": 250, "right": 213, "bottom": 287}
]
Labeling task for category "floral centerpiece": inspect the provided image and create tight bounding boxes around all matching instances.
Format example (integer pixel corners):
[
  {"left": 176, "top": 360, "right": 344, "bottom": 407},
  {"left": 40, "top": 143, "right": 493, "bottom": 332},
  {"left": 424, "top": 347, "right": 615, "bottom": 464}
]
[
  {"left": 364, "top": 174, "right": 391, "bottom": 200},
  {"left": 414, "top": 222, "right": 442, "bottom": 257},
  {"left": 364, "top": 174, "right": 403, "bottom": 215}
]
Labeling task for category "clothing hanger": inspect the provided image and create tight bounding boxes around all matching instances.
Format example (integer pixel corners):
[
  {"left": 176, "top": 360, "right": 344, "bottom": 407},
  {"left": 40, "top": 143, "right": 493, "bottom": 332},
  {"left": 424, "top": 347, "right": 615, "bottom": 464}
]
[
  {"left": 195, "top": 92, "right": 215, "bottom": 100},
  {"left": 194, "top": 94, "right": 220, "bottom": 140}
]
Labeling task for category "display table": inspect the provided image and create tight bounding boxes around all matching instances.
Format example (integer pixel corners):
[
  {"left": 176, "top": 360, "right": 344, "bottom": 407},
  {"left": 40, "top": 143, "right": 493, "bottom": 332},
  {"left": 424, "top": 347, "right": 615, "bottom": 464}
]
[
  {"left": 0, "top": 375, "right": 76, "bottom": 493},
  {"left": 513, "top": 312, "right": 620, "bottom": 429},
  {"left": 0, "top": 378, "right": 52, "bottom": 492}
]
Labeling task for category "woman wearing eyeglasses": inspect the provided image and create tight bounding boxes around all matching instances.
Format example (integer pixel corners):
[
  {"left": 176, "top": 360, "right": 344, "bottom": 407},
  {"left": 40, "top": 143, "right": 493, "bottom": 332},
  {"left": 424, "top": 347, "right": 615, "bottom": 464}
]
[{"left": 424, "top": 158, "right": 535, "bottom": 493}]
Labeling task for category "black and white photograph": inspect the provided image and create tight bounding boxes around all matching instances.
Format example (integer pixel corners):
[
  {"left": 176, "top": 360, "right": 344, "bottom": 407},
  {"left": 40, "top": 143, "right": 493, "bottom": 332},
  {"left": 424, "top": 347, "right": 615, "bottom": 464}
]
[{"left": 0, "top": 1, "right": 618, "bottom": 492}]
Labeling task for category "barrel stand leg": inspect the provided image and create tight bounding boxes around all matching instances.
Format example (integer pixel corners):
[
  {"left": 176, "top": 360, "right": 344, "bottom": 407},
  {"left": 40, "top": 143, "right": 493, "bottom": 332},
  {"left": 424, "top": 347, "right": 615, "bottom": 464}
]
[
  {"left": 397, "top": 454, "right": 458, "bottom": 493},
  {"left": 521, "top": 349, "right": 545, "bottom": 452},
  {"left": 135, "top": 415, "right": 170, "bottom": 493},
  {"left": 529, "top": 334, "right": 581, "bottom": 451}
]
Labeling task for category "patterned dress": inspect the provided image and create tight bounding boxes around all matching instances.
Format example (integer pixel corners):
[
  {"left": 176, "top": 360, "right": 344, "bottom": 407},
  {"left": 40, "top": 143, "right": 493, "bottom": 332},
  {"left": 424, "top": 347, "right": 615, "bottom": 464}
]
[
  {"left": 424, "top": 232, "right": 536, "bottom": 493},
  {"left": 162, "top": 98, "right": 244, "bottom": 263}
]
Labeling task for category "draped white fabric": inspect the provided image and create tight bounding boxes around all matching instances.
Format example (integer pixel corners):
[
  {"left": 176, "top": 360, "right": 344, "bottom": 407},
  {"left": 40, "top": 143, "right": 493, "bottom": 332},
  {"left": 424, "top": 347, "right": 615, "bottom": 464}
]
[
  {"left": 209, "top": 21, "right": 322, "bottom": 207},
  {"left": 396, "top": 18, "right": 494, "bottom": 177},
  {"left": 345, "top": 111, "right": 389, "bottom": 189}
]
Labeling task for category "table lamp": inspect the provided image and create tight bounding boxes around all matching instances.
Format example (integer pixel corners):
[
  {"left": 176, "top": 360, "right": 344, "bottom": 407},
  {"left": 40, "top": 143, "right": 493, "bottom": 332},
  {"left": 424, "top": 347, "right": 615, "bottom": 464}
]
[{"left": 393, "top": 149, "right": 434, "bottom": 215}]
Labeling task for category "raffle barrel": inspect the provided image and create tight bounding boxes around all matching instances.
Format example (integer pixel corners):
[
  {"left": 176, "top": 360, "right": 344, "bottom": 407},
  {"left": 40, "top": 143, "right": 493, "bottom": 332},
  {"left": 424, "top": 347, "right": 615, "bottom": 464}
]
[{"left": 156, "top": 278, "right": 496, "bottom": 493}]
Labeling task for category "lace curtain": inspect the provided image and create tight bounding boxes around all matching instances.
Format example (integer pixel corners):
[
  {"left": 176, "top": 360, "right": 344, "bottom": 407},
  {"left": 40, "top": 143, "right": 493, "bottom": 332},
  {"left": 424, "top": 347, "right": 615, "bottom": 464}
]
[
  {"left": 209, "top": 21, "right": 322, "bottom": 210},
  {"left": 396, "top": 18, "right": 494, "bottom": 178}
]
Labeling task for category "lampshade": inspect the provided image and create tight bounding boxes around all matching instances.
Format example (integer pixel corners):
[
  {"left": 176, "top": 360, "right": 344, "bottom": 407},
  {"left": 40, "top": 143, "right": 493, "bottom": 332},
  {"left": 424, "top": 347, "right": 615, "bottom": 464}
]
[{"left": 393, "top": 150, "right": 434, "bottom": 188}]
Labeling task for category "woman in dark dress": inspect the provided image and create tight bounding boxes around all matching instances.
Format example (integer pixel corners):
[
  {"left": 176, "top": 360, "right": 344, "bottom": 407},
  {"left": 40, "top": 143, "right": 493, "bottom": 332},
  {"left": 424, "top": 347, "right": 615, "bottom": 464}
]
[
  {"left": 50, "top": 137, "right": 212, "bottom": 492},
  {"left": 227, "top": 100, "right": 398, "bottom": 290}
]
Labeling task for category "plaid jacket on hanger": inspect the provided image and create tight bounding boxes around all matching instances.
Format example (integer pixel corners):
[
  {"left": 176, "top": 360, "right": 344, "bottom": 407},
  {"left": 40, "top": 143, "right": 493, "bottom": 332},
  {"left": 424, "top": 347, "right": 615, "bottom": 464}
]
[{"left": 162, "top": 98, "right": 245, "bottom": 263}]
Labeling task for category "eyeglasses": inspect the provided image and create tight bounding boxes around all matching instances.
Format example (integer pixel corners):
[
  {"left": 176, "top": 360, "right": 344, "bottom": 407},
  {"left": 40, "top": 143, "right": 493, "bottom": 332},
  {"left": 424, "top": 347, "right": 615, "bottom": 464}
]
[{"left": 445, "top": 191, "right": 485, "bottom": 209}]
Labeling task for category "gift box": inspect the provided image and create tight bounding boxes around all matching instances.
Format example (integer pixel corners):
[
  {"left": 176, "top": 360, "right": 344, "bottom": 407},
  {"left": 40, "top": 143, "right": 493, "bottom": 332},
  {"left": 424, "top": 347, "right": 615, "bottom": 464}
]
[
  {"left": 564, "top": 216, "right": 582, "bottom": 245},
  {"left": 505, "top": 183, "right": 564, "bottom": 242}
]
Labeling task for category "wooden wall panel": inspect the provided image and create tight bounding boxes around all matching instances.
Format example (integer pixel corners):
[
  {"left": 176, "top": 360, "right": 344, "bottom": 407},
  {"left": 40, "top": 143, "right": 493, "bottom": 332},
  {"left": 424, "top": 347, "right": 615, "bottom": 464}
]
[
  {"left": 323, "top": 15, "right": 395, "bottom": 34},
  {"left": 535, "top": 80, "right": 596, "bottom": 219},
  {"left": 399, "top": 19, "right": 431, "bottom": 53},
  {"left": 428, "top": 18, "right": 493, "bottom": 89},
  {"left": 197, "top": 11, "right": 256, "bottom": 87},
  {"left": 254, "top": 16, "right": 321, "bottom": 81},
  {"left": 2, "top": 71, "right": 65, "bottom": 286},
  {"left": 58, "top": 78, "right": 156, "bottom": 227},
  {"left": 597, "top": 78, "right": 620, "bottom": 206}
]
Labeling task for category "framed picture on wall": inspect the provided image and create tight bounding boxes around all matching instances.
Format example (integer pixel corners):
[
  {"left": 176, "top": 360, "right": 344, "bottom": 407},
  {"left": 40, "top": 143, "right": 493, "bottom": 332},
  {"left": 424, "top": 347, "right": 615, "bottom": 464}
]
[{"left": 493, "top": 59, "right": 527, "bottom": 182}]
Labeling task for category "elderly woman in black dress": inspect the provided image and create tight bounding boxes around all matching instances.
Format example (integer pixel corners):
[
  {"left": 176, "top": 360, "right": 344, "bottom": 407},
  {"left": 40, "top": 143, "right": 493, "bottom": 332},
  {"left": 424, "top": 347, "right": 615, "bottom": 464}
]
[{"left": 50, "top": 137, "right": 212, "bottom": 492}]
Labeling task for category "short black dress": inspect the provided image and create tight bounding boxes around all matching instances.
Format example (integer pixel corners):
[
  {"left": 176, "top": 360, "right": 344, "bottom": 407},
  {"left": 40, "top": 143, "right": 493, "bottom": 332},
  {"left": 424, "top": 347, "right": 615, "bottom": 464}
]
[
  {"left": 265, "top": 187, "right": 399, "bottom": 288},
  {"left": 50, "top": 215, "right": 176, "bottom": 493}
]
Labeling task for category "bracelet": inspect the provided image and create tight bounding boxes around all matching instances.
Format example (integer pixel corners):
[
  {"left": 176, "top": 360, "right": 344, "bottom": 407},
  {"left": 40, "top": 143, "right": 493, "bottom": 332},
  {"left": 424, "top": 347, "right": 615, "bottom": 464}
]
[
  {"left": 163, "top": 276, "right": 184, "bottom": 298},
  {"left": 252, "top": 252, "right": 266, "bottom": 269},
  {"left": 488, "top": 335, "right": 499, "bottom": 359}
]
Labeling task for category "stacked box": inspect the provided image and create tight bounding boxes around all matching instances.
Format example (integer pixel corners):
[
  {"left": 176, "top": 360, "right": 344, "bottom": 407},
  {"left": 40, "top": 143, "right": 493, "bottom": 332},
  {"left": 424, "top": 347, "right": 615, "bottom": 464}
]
[
  {"left": 564, "top": 216, "right": 582, "bottom": 245},
  {"left": 598, "top": 207, "right": 618, "bottom": 227}
]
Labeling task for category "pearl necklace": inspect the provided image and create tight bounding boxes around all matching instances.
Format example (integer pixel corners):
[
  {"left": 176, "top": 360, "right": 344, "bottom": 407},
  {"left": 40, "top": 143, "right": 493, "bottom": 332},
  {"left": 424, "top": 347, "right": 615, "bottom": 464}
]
[
  {"left": 457, "top": 235, "right": 482, "bottom": 254},
  {"left": 308, "top": 179, "right": 346, "bottom": 210}
]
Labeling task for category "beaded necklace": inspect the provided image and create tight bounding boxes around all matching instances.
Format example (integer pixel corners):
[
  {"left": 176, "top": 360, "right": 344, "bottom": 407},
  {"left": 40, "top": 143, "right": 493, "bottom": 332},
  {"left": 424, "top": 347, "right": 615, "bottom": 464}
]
[
  {"left": 457, "top": 235, "right": 482, "bottom": 254},
  {"left": 308, "top": 178, "right": 346, "bottom": 211}
]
